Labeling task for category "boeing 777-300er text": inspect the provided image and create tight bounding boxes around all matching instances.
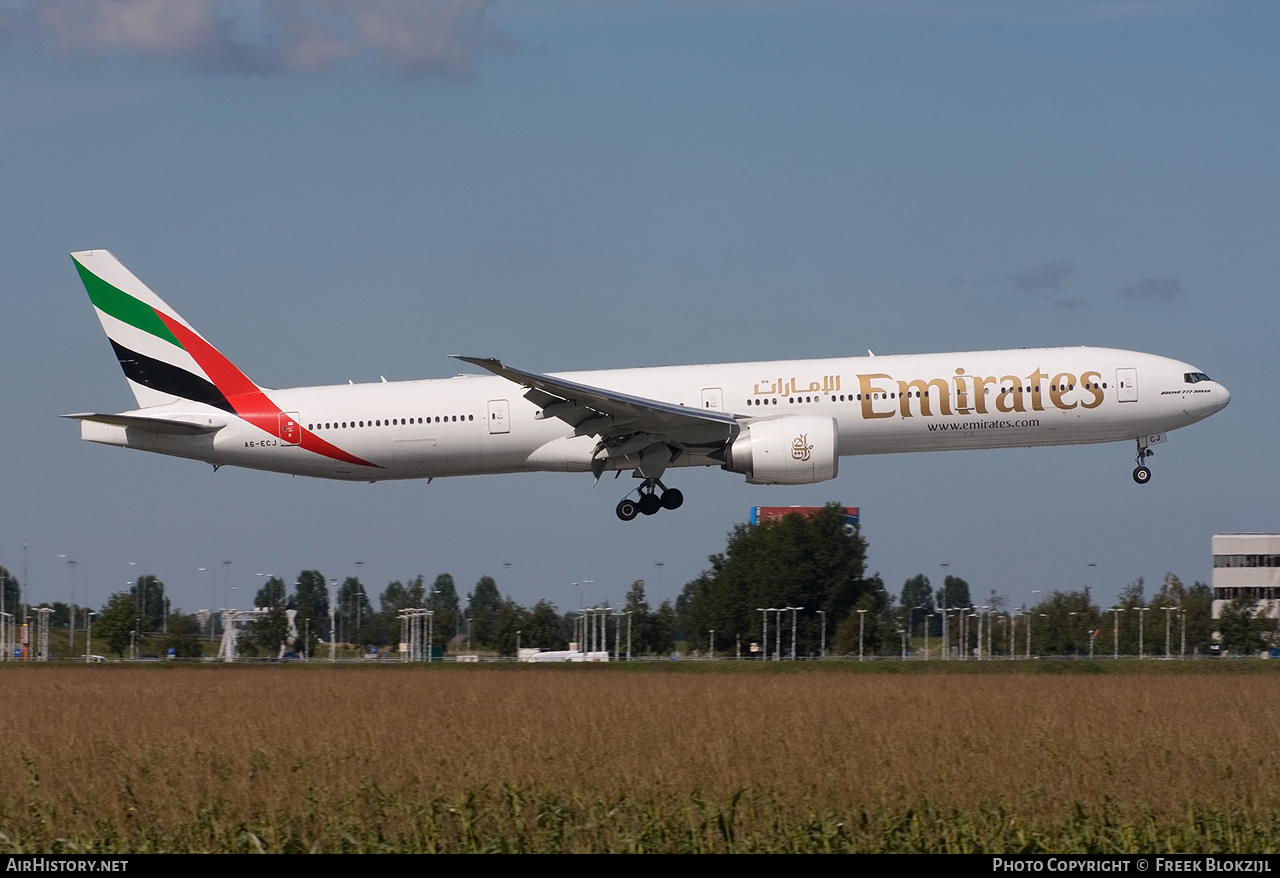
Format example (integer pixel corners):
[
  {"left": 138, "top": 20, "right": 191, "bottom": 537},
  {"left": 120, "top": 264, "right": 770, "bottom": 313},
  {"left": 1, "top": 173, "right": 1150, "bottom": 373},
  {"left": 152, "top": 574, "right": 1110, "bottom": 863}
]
[{"left": 67, "top": 250, "right": 1230, "bottom": 521}]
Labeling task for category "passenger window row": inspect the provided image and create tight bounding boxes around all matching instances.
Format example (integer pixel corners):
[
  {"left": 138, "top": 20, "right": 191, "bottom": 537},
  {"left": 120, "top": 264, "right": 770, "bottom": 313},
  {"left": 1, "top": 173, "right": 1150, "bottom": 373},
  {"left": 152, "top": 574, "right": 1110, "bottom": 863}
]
[{"left": 307, "top": 415, "right": 475, "bottom": 431}]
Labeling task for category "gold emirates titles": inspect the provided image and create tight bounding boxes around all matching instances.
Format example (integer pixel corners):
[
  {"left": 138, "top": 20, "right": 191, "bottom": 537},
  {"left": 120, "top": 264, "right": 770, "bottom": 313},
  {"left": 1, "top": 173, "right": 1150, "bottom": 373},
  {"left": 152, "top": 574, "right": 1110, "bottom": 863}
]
[{"left": 751, "top": 367, "right": 1105, "bottom": 419}]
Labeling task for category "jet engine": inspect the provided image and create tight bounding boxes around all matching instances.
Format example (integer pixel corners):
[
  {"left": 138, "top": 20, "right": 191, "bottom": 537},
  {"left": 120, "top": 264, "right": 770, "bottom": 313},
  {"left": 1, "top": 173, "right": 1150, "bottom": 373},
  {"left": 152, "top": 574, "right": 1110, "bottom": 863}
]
[{"left": 722, "top": 415, "right": 839, "bottom": 485}]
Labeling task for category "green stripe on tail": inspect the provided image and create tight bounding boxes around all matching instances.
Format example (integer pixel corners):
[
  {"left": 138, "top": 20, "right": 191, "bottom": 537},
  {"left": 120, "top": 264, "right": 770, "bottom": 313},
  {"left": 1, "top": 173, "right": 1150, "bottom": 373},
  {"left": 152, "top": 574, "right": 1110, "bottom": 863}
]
[{"left": 74, "top": 258, "right": 181, "bottom": 347}]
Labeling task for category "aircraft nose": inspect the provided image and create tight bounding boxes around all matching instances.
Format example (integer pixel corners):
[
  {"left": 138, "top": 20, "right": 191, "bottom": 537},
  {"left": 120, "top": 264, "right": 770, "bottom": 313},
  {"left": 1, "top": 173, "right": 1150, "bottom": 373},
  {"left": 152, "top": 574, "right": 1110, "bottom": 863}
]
[{"left": 1216, "top": 381, "right": 1231, "bottom": 412}]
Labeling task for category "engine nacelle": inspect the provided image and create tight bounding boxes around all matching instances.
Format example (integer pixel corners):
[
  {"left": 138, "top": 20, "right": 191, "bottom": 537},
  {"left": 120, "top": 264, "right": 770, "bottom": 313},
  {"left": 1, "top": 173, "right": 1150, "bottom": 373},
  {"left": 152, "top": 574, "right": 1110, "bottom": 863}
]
[{"left": 722, "top": 415, "right": 839, "bottom": 485}]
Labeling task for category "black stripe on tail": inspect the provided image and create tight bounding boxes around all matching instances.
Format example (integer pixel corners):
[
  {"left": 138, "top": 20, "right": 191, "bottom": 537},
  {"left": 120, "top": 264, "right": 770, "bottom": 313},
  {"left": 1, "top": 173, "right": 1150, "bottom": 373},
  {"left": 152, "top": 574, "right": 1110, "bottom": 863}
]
[{"left": 110, "top": 339, "right": 236, "bottom": 414}]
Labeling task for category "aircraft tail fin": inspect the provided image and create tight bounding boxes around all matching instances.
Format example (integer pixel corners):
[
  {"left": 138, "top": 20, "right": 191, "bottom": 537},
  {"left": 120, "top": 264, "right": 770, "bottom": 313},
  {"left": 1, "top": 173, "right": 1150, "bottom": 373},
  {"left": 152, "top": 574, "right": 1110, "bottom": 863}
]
[{"left": 71, "top": 250, "right": 263, "bottom": 413}]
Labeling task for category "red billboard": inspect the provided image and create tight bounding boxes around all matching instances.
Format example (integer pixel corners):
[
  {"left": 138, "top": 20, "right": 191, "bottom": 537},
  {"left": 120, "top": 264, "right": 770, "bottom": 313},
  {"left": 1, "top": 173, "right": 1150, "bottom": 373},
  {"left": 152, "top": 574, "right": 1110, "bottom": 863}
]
[{"left": 750, "top": 506, "right": 860, "bottom": 535}]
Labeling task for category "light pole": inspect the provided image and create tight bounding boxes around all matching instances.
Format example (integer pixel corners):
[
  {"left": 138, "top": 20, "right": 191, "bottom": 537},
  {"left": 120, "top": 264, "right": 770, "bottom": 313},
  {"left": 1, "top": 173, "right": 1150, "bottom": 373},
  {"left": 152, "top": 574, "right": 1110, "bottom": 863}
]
[
  {"left": 976, "top": 606, "right": 988, "bottom": 660},
  {"left": 1111, "top": 607, "right": 1123, "bottom": 659},
  {"left": 757, "top": 608, "right": 769, "bottom": 661},
  {"left": 1163, "top": 606, "right": 1176, "bottom": 659},
  {"left": 0, "top": 557, "right": 6, "bottom": 661},
  {"left": 1027, "top": 590, "right": 1040, "bottom": 659},
  {"left": 355, "top": 590, "right": 365, "bottom": 644},
  {"left": 941, "top": 607, "right": 950, "bottom": 660},
  {"left": 328, "top": 579, "right": 337, "bottom": 662},
  {"left": 21, "top": 539, "right": 27, "bottom": 651},
  {"left": 61, "top": 556, "right": 78, "bottom": 652},
  {"left": 786, "top": 607, "right": 799, "bottom": 660},
  {"left": 774, "top": 608, "right": 784, "bottom": 661},
  {"left": 939, "top": 563, "right": 949, "bottom": 657},
  {"left": 817, "top": 609, "right": 826, "bottom": 659},
  {"left": 128, "top": 562, "right": 140, "bottom": 629},
  {"left": 858, "top": 608, "right": 867, "bottom": 661},
  {"left": 574, "top": 581, "right": 594, "bottom": 649},
  {"left": 1138, "top": 606, "right": 1149, "bottom": 659},
  {"left": 85, "top": 611, "right": 95, "bottom": 661}
]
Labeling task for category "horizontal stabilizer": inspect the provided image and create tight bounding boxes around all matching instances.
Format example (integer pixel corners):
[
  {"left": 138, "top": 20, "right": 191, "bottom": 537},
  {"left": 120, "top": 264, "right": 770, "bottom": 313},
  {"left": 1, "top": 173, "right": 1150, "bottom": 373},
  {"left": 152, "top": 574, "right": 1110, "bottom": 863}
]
[{"left": 63, "top": 413, "right": 224, "bottom": 435}]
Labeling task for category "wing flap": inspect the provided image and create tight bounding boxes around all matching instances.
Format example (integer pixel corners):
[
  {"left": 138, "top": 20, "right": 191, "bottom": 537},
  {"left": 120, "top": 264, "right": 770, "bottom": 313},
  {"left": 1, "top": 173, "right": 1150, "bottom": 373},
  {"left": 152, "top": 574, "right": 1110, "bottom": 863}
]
[{"left": 453, "top": 356, "right": 738, "bottom": 437}]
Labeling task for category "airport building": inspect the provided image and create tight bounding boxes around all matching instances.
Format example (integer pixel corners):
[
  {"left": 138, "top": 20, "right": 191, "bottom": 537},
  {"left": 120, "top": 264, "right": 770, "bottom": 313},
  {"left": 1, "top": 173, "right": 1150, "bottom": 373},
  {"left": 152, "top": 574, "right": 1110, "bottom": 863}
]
[{"left": 1211, "top": 533, "right": 1280, "bottom": 620}]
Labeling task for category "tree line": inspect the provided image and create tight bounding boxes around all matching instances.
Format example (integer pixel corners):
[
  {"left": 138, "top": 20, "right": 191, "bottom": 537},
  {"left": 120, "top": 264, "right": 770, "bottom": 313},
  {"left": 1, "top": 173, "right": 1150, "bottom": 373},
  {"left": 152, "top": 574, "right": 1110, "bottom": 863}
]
[
  {"left": 674, "top": 504, "right": 1271, "bottom": 659},
  {"left": 0, "top": 565, "right": 678, "bottom": 659},
  {"left": 3, "top": 507, "right": 1274, "bottom": 659}
]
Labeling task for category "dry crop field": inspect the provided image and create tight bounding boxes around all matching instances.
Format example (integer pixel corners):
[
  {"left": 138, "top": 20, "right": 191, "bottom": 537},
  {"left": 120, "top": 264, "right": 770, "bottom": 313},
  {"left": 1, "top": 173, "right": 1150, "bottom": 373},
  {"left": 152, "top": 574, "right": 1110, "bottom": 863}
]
[{"left": 3, "top": 663, "right": 1279, "bottom": 853}]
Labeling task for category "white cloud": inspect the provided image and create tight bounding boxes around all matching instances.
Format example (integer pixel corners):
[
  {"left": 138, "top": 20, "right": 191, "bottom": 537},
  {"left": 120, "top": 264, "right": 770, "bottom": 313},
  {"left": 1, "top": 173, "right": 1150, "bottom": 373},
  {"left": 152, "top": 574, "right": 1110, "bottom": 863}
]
[
  {"left": 2, "top": 0, "right": 505, "bottom": 77},
  {"left": 1050, "top": 296, "right": 1088, "bottom": 310},
  {"left": 1012, "top": 260, "right": 1076, "bottom": 294},
  {"left": 1118, "top": 276, "right": 1185, "bottom": 303}
]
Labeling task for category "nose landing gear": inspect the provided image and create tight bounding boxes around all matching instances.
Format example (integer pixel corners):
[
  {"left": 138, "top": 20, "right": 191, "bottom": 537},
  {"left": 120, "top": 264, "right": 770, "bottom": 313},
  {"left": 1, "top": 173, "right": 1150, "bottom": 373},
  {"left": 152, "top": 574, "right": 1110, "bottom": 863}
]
[{"left": 615, "top": 479, "right": 684, "bottom": 521}]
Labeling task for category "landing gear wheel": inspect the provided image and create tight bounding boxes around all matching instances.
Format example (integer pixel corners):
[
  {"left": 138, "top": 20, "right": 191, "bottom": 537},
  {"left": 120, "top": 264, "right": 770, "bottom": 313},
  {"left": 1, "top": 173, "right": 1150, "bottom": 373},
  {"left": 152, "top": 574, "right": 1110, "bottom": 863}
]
[
  {"left": 1132, "top": 438, "right": 1155, "bottom": 485},
  {"left": 661, "top": 488, "right": 684, "bottom": 510},
  {"left": 638, "top": 493, "right": 662, "bottom": 516},
  {"left": 616, "top": 498, "right": 639, "bottom": 521}
]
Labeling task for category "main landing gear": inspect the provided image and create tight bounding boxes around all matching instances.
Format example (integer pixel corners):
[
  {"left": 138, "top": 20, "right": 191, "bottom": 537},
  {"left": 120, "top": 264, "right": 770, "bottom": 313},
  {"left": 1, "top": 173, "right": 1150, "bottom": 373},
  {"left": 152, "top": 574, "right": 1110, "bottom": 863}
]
[
  {"left": 616, "top": 479, "right": 684, "bottom": 521},
  {"left": 1133, "top": 438, "right": 1154, "bottom": 485}
]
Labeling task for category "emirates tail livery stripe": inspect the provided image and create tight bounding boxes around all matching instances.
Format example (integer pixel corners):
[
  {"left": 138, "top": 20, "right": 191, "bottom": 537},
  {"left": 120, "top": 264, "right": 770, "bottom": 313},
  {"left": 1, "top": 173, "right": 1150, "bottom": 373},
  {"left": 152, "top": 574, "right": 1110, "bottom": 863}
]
[
  {"left": 76, "top": 252, "right": 378, "bottom": 469},
  {"left": 76, "top": 257, "right": 183, "bottom": 345},
  {"left": 156, "top": 314, "right": 379, "bottom": 468}
]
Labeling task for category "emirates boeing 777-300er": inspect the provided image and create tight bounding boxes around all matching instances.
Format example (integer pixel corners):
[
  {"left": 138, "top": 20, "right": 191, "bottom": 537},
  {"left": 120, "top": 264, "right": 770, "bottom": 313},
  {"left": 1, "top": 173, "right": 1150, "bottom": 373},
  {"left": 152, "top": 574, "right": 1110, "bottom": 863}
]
[{"left": 67, "top": 250, "right": 1230, "bottom": 521}]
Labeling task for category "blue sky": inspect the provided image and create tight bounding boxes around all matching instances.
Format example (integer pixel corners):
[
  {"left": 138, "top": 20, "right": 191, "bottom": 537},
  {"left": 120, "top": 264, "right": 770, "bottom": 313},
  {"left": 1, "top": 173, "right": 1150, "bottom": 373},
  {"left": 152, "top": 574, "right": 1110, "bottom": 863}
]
[{"left": 1, "top": 0, "right": 1274, "bottom": 621}]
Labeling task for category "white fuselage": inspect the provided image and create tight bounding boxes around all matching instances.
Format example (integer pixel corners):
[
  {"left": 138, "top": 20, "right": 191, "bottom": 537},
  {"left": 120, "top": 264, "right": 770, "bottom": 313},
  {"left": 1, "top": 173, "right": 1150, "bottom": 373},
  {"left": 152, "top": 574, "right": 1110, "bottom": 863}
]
[{"left": 81, "top": 346, "right": 1229, "bottom": 482}]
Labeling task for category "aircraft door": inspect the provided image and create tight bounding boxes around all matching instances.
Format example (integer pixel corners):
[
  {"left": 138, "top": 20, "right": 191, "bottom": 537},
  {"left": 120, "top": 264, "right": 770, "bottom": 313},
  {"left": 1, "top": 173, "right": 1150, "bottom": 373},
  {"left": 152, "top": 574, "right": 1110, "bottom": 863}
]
[
  {"left": 1116, "top": 369, "right": 1138, "bottom": 402},
  {"left": 954, "top": 375, "right": 971, "bottom": 413},
  {"left": 487, "top": 399, "right": 510, "bottom": 434},
  {"left": 280, "top": 412, "right": 302, "bottom": 446},
  {"left": 702, "top": 388, "right": 723, "bottom": 411}
]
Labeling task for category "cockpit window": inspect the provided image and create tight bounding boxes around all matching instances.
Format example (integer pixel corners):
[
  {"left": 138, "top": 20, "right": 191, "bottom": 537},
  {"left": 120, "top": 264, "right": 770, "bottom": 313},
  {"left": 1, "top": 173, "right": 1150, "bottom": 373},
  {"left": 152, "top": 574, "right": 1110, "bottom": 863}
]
[{"left": 1184, "top": 372, "right": 1211, "bottom": 384}]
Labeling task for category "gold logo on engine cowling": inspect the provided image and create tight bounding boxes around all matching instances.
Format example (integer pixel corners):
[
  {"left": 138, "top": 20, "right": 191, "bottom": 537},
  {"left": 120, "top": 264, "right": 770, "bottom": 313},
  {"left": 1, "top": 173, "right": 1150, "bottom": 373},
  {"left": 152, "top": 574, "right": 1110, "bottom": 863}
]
[{"left": 791, "top": 434, "right": 814, "bottom": 461}]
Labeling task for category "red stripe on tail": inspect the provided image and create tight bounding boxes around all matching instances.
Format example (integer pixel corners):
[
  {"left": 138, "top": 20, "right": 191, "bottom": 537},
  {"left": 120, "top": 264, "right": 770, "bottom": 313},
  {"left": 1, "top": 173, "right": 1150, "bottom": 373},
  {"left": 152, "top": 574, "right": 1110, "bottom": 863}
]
[{"left": 158, "top": 314, "right": 381, "bottom": 469}]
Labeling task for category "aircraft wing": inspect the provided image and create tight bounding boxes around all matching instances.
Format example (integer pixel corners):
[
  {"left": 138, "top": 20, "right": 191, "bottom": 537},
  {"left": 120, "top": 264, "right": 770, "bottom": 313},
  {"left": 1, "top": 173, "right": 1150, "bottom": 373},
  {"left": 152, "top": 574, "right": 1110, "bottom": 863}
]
[
  {"left": 63, "top": 413, "right": 224, "bottom": 435},
  {"left": 453, "top": 356, "right": 738, "bottom": 467}
]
